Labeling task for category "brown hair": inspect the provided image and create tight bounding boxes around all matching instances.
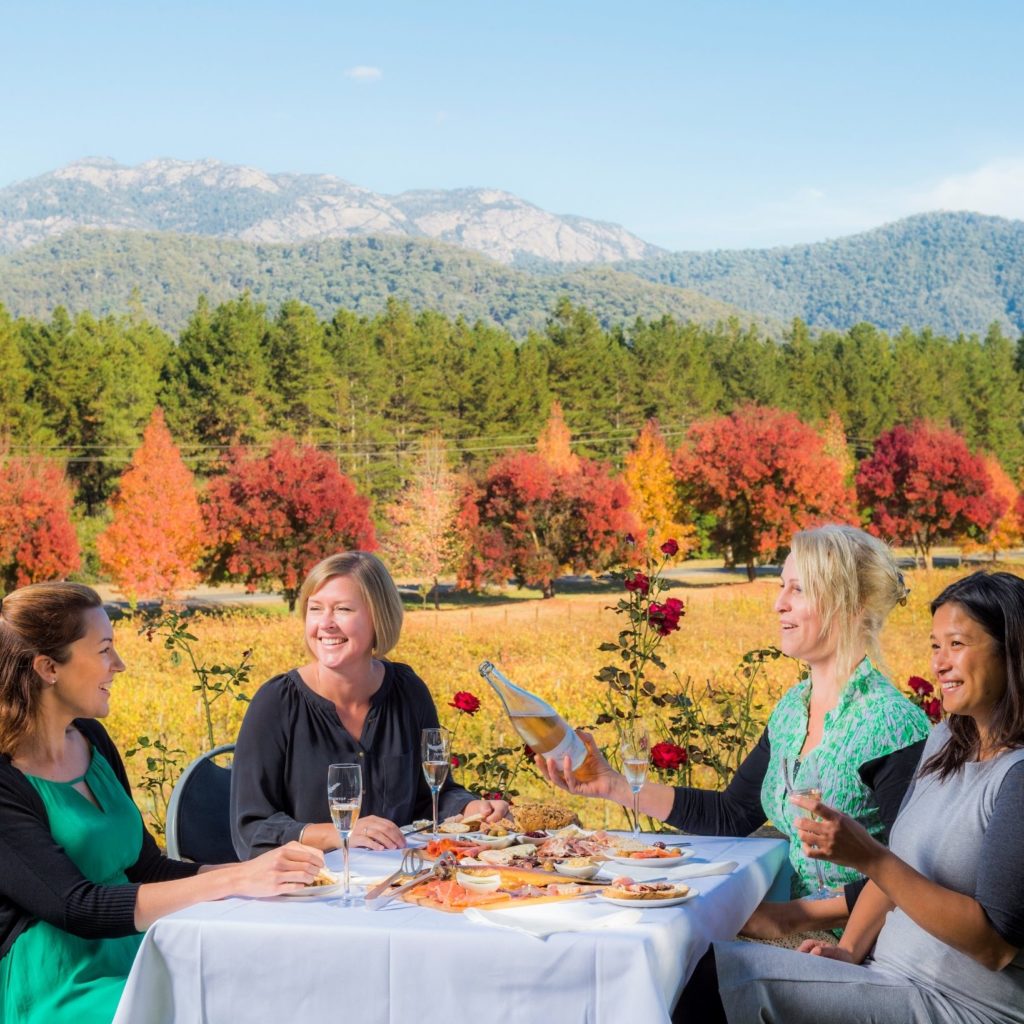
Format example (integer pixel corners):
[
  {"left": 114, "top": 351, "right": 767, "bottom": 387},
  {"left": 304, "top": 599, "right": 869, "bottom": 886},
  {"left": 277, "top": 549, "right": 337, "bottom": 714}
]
[
  {"left": 0, "top": 582, "right": 102, "bottom": 755},
  {"left": 922, "top": 571, "right": 1024, "bottom": 780},
  {"left": 297, "top": 552, "right": 403, "bottom": 657}
]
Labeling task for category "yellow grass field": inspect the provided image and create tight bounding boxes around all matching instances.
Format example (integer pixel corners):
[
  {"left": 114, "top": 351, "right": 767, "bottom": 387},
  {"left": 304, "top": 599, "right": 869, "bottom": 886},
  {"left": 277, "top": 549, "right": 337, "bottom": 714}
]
[{"left": 105, "top": 569, "right": 963, "bottom": 834}]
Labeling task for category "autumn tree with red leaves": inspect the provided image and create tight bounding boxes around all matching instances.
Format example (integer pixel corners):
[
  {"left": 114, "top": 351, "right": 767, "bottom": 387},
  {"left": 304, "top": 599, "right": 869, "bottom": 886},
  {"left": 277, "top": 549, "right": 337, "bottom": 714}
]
[
  {"left": 96, "top": 408, "right": 204, "bottom": 605},
  {"left": 962, "top": 456, "right": 1020, "bottom": 560},
  {"left": 202, "top": 437, "right": 377, "bottom": 610},
  {"left": 0, "top": 454, "right": 80, "bottom": 590},
  {"left": 674, "top": 405, "right": 855, "bottom": 580},
  {"left": 459, "top": 409, "right": 638, "bottom": 598},
  {"left": 857, "top": 422, "right": 1002, "bottom": 568},
  {"left": 382, "top": 433, "right": 464, "bottom": 609},
  {"left": 624, "top": 419, "right": 696, "bottom": 559}
]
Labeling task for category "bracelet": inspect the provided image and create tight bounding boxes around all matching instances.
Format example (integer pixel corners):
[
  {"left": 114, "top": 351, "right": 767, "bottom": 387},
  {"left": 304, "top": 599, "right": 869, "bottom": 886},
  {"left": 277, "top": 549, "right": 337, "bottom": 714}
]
[{"left": 298, "top": 824, "right": 309, "bottom": 844}]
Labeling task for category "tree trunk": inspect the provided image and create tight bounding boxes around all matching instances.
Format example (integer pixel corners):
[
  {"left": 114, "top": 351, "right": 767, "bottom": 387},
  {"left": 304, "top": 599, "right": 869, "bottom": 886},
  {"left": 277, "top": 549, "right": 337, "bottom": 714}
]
[
  {"left": 542, "top": 579, "right": 556, "bottom": 599},
  {"left": 746, "top": 560, "right": 756, "bottom": 582},
  {"left": 432, "top": 576, "right": 441, "bottom": 611}
]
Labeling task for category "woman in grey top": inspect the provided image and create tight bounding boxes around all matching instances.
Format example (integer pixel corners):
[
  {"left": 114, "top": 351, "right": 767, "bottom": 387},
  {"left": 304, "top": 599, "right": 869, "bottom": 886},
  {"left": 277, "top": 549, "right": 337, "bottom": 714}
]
[{"left": 678, "top": 571, "right": 1024, "bottom": 1024}]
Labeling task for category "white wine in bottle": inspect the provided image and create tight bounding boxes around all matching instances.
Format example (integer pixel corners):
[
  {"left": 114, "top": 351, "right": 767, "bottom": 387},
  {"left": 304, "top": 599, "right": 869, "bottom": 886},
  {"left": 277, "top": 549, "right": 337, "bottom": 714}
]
[{"left": 477, "top": 661, "right": 599, "bottom": 781}]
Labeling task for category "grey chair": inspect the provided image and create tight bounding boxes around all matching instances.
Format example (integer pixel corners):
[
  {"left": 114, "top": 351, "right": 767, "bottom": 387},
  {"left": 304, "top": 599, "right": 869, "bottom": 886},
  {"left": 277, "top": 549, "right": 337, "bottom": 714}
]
[{"left": 165, "top": 744, "right": 239, "bottom": 863}]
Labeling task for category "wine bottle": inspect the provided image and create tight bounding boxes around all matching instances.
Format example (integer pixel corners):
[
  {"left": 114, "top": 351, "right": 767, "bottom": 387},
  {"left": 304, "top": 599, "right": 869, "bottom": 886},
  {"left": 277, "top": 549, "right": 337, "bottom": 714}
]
[{"left": 477, "top": 660, "right": 598, "bottom": 780}]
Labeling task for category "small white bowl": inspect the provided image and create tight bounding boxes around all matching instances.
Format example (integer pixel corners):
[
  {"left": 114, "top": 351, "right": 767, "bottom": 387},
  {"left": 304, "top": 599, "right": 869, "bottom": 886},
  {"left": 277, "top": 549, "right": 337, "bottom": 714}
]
[
  {"left": 462, "top": 832, "right": 517, "bottom": 849},
  {"left": 553, "top": 859, "right": 601, "bottom": 879}
]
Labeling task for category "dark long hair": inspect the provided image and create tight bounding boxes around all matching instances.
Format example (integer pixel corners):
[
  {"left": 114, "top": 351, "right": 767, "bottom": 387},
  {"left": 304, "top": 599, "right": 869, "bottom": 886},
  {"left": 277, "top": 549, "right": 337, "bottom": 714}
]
[
  {"left": 0, "top": 582, "right": 102, "bottom": 756},
  {"left": 921, "top": 571, "right": 1024, "bottom": 780}
]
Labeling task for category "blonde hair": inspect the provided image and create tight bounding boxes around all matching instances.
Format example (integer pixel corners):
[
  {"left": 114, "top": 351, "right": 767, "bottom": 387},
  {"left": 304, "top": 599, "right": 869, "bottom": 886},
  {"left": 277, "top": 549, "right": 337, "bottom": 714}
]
[
  {"left": 791, "top": 525, "right": 907, "bottom": 682},
  {"left": 297, "top": 552, "right": 404, "bottom": 657},
  {"left": 0, "top": 582, "right": 103, "bottom": 755}
]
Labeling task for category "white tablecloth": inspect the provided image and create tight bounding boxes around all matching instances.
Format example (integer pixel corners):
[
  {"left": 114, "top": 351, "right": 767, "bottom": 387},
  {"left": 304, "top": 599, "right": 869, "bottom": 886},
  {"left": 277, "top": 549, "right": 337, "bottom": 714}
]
[{"left": 114, "top": 835, "right": 788, "bottom": 1024}]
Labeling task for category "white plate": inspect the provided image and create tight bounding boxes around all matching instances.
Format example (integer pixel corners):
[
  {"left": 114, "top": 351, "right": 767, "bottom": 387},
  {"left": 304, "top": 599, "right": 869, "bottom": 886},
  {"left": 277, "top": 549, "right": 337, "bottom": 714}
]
[
  {"left": 597, "top": 887, "right": 698, "bottom": 908},
  {"left": 460, "top": 832, "right": 518, "bottom": 848},
  {"left": 606, "top": 849, "right": 695, "bottom": 866},
  {"left": 277, "top": 880, "right": 347, "bottom": 899}
]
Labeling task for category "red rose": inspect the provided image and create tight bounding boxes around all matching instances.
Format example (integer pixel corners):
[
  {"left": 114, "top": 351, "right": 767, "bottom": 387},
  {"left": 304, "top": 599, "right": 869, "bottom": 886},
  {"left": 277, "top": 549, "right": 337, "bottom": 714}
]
[
  {"left": 924, "top": 698, "right": 942, "bottom": 723},
  {"left": 648, "top": 598, "right": 684, "bottom": 636},
  {"left": 908, "top": 676, "right": 933, "bottom": 696},
  {"left": 449, "top": 691, "right": 481, "bottom": 715},
  {"left": 523, "top": 743, "right": 535, "bottom": 759},
  {"left": 450, "top": 754, "right": 461, "bottom": 768},
  {"left": 650, "top": 741, "right": 688, "bottom": 771},
  {"left": 660, "top": 539, "right": 679, "bottom": 557},
  {"left": 625, "top": 572, "right": 651, "bottom": 595}
]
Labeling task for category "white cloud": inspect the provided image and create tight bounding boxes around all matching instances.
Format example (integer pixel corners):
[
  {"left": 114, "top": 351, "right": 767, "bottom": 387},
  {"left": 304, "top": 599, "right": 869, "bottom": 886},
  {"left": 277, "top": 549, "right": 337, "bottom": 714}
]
[
  {"left": 344, "top": 66, "right": 382, "bottom": 82},
  {"left": 913, "top": 158, "right": 1024, "bottom": 220}
]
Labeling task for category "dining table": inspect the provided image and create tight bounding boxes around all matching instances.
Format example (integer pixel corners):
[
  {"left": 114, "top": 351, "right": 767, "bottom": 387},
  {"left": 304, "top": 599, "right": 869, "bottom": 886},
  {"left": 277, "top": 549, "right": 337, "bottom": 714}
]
[{"left": 113, "top": 833, "right": 789, "bottom": 1024}]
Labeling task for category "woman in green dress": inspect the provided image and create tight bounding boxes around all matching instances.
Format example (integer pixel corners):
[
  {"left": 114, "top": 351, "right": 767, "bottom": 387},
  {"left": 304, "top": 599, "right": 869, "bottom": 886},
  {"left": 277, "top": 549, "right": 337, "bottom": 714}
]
[{"left": 0, "top": 582, "right": 326, "bottom": 1024}]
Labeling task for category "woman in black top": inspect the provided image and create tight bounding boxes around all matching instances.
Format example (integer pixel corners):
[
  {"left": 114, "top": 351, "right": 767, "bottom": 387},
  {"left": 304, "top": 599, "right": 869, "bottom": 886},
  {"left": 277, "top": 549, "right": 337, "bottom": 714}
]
[
  {"left": 0, "top": 582, "right": 323, "bottom": 1024},
  {"left": 231, "top": 552, "right": 510, "bottom": 858}
]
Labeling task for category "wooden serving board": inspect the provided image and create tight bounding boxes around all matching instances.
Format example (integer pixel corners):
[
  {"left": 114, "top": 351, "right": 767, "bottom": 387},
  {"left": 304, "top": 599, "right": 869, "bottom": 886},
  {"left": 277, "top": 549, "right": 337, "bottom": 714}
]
[{"left": 396, "top": 866, "right": 599, "bottom": 914}]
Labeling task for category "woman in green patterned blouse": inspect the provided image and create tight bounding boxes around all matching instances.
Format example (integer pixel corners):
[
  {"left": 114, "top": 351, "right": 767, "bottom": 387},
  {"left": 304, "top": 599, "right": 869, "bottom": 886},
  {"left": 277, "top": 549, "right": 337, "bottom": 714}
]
[{"left": 538, "top": 524, "right": 932, "bottom": 936}]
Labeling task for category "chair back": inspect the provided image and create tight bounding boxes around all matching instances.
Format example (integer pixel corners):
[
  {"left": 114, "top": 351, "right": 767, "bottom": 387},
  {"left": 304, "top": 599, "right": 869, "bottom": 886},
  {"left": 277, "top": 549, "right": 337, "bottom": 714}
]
[{"left": 165, "top": 744, "right": 238, "bottom": 863}]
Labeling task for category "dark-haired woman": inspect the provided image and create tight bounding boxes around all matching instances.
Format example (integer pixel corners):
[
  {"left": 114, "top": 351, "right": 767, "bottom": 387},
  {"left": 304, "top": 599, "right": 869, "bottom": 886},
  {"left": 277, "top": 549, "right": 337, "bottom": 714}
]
[
  {"left": 680, "top": 570, "right": 1024, "bottom": 1023},
  {"left": 0, "top": 583, "right": 325, "bottom": 1024}
]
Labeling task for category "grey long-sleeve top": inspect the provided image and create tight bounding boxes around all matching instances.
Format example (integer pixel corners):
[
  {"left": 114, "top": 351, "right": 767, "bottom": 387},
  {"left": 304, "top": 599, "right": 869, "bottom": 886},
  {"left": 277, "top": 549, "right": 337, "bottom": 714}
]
[{"left": 231, "top": 661, "right": 475, "bottom": 858}]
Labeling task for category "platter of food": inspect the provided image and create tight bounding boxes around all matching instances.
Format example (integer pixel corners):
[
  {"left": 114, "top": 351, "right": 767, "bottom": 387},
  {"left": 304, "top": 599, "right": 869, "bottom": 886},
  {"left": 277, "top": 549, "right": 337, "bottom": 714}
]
[
  {"left": 606, "top": 847, "right": 694, "bottom": 866},
  {"left": 597, "top": 881, "right": 697, "bottom": 908},
  {"left": 396, "top": 865, "right": 598, "bottom": 913}
]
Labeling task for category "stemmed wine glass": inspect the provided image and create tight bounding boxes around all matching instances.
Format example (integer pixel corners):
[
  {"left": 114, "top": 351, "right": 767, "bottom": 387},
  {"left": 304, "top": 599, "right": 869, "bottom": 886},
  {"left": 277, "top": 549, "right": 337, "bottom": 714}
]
[
  {"left": 620, "top": 722, "right": 650, "bottom": 839},
  {"left": 327, "top": 763, "right": 363, "bottom": 905},
  {"left": 781, "top": 751, "right": 832, "bottom": 900},
  {"left": 421, "top": 728, "right": 451, "bottom": 840}
]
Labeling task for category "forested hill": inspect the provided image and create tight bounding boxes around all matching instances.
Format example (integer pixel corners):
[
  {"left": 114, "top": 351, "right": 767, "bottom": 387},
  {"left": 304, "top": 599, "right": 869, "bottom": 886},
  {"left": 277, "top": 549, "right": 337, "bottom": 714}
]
[
  {"left": 617, "top": 212, "right": 1024, "bottom": 337},
  {"left": 0, "top": 229, "right": 758, "bottom": 337}
]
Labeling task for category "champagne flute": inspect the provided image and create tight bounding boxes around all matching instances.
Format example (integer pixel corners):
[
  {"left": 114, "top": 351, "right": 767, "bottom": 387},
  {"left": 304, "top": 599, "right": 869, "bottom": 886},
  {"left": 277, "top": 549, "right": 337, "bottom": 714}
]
[
  {"left": 780, "top": 751, "right": 832, "bottom": 900},
  {"left": 421, "top": 728, "right": 451, "bottom": 840},
  {"left": 327, "top": 763, "right": 363, "bottom": 905},
  {"left": 620, "top": 723, "right": 650, "bottom": 839}
]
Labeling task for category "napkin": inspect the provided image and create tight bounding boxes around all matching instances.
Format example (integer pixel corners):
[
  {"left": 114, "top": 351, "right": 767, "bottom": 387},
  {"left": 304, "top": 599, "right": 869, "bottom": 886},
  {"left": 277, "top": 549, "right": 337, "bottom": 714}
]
[
  {"left": 663, "top": 860, "right": 738, "bottom": 880},
  {"left": 464, "top": 904, "right": 643, "bottom": 939}
]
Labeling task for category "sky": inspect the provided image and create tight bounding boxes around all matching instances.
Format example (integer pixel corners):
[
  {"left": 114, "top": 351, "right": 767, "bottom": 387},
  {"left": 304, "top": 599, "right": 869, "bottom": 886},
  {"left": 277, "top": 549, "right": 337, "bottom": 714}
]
[{"left": 2, "top": 0, "right": 1022, "bottom": 251}]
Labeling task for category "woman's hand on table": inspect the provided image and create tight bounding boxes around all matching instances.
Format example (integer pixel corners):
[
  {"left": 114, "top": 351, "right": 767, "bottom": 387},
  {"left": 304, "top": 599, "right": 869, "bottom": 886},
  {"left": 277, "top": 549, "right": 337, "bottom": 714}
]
[
  {"left": 789, "top": 794, "right": 887, "bottom": 874},
  {"left": 535, "top": 730, "right": 627, "bottom": 802},
  {"left": 234, "top": 841, "right": 325, "bottom": 897},
  {"left": 462, "top": 798, "right": 511, "bottom": 822},
  {"left": 349, "top": 815, "right": 407, "bottom": 850}
]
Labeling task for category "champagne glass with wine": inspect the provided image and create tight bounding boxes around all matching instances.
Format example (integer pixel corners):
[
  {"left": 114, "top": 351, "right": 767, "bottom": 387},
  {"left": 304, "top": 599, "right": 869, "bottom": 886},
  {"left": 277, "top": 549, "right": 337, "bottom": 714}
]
[
  {"left": 620, "top": 722, "right": 650, "bottom": 839},
  {"left": 781, "top": 751, "right": 832, "bottom": 900},
  {"left": 421, "top": 728, "right": 451, "bottom": 839},
  {"left": 327, "top": 763, "right": 363, "bottom": 904}
]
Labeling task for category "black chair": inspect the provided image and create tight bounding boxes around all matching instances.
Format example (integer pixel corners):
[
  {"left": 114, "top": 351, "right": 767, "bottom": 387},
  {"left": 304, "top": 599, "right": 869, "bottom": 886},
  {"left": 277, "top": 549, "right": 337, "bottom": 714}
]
[{"left": 165, "top": 744, "right": 239, "bottom": 863}]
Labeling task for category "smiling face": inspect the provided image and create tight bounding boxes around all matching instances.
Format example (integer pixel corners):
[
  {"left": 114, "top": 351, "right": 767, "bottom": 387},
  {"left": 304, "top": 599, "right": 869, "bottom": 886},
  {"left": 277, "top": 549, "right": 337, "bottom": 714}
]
[
  {"left": 774, "top": 553, "right": 836, "bottom": 667},
  {"left": 49, "top": 606, "right": 125, "bottom": 719},
  {"left": 304, "top": 574, "right": 376, "bottom": 671},
  {"left": 930, "top": 601, "right": 1007, "bottom": 737}
]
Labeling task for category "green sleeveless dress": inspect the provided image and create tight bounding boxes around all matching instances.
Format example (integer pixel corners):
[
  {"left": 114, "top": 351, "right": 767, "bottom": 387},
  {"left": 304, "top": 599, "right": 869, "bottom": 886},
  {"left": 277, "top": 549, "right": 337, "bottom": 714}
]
[{"left": 0, "top": 751, "right": 144, "bottom": 1024}]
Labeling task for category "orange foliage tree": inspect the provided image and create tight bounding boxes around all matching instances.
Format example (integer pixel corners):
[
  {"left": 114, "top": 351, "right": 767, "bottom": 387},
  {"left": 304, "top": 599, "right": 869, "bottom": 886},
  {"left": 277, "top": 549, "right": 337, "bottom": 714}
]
[
  {"left": 202, "top": 437, "right": 376, "bottom": 610},
  {"left": 96, "top": 407, "right": 204, "bottom": 605},
  {"left": 674, "top": 405, "right": 855, "bottom": 580},
  {"left": 382, "top": 433, "right": 465, "bottom": 609},
  {"left": 0, "top": 453, "right": 80, "bottom": 590},
  {"left": 960, "top": 456, "right": 1021, "bottom": 560},
  {"left": 459, "top": 408, "right": 638, "bottom": 598},
  {"left": 624, "top": 419, "right": 696, "bottom": 559},
  {"left": 857, "top": 422, "right": 1004, "bottom": 568}
]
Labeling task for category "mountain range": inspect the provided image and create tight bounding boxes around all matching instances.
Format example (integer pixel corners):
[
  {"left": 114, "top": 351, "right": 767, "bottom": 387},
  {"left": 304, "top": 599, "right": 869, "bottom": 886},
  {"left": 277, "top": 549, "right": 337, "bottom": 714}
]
[{"left": 0, "top": 157, "right": 1021, "bottom": 338}]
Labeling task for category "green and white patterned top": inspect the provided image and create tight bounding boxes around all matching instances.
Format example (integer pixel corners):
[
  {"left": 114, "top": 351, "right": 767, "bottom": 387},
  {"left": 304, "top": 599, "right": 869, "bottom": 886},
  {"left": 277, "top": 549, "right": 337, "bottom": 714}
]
[{"left": 761, "top": 657, "right": 931, "bottom": 896}]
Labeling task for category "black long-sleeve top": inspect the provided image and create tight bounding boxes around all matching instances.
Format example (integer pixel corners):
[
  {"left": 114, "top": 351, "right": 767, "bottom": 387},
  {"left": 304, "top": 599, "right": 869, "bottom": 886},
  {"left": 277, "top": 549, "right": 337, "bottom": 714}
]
[
  {"left": 0, "top": 718, "right": 200, "bottom": 960},
  {"left": 231, "top": 661, "right": 476, "bottom": 859},
  {"left": 665, "top": 729, "right": 927, "bottom": 910}
]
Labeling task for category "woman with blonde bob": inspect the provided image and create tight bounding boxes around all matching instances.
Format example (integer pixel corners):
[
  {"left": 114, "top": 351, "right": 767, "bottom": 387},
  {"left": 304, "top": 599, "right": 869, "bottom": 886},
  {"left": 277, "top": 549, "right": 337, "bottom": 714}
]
[
  {"left": 231, "top": 552, "right": 508, "bottom": 858},
  {"left": 539, "top": 524, "right": 931, "bottom": 933},
  {"left": 0, "top": 583, "right": 323, "bottom": 1024}
]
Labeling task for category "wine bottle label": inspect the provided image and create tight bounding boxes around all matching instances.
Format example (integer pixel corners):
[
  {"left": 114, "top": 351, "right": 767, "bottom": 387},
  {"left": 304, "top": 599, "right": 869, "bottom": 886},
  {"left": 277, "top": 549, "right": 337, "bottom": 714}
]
[{"left": 537, "top": 729, "right": 585, "bottom": 769}]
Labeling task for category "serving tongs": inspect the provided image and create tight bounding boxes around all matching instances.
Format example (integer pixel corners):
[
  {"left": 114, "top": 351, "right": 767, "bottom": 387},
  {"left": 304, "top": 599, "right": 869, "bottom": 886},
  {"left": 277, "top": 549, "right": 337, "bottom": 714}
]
[{"left": 365, "top": 851, "right": 457, "bottom": 910}]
